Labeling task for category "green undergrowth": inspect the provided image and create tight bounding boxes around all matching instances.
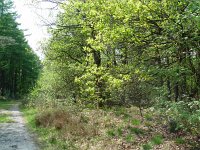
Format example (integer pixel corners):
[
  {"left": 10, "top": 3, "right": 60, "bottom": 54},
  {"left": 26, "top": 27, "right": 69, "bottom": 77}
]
[
  {"left": 0, "top": 100, "right": 15, "bottom": 110},
  {"left": 151, "top": 135, "right": 163, "bottom": 145},
  {"left": 21, "top": 104, "right": 197, "bottom": 150},
  {"left": 22, "top": 107, "right": 78, "bottom": 150},
  {"left": 0, "top": 100, "right": 16, "bottom": 123},
  {"left": 175, "top": 137, "right": 186, "bottom": 144},
  {"left": 142, "top": 135, "right": 164, "bottom": 150}
]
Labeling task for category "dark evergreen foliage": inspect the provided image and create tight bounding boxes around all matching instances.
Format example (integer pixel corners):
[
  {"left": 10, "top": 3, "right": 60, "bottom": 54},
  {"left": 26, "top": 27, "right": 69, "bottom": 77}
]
[{"left": 0, "top": 0, "right": 41, "bottom": 98}]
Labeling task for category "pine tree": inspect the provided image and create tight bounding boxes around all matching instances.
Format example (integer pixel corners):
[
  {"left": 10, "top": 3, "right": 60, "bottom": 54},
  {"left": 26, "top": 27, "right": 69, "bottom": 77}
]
[{"left": 0, "top": 0, "right": 41, "bottom": 98}]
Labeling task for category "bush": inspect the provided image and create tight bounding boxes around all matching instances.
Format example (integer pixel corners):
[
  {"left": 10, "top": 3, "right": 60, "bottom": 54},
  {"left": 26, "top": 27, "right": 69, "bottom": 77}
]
[
  {"left": 156, "top": 99, "right": 200, "bottom": 135},
  {"left": 35, "top": 109, "right": 71, "bottom": 129},
  {"left": 35, "top": 108, "right": 97, "bottom": 137}
]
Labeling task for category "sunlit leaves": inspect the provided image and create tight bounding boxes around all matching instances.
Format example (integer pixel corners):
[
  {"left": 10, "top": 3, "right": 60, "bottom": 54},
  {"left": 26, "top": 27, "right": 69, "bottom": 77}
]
[{"left": 38, "top": 0, "right": 200, "bottom": 107}]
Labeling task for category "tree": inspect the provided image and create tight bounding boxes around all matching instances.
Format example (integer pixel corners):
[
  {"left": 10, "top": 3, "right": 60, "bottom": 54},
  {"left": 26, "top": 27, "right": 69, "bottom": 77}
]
[
  {"left": 0, "top": 0, "right": 41, "bottom": 98},
  {"left": 34, "top": 0, "right": 199, "bottom": 108}
]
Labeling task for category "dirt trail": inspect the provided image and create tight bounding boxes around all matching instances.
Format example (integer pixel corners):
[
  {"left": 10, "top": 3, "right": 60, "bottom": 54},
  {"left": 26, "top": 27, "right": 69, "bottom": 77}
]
[{"left": 0, "top": 104, "right": 39, "bottom": 150}]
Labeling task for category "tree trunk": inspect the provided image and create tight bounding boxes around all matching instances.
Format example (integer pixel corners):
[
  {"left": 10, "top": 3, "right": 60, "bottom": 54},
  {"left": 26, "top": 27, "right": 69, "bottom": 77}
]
[
  {"left": 174, "top": 82, "right": 179, "bottom": 102},
  {"left": 93, "top": 51, "right": 101, "bottom": 67}
]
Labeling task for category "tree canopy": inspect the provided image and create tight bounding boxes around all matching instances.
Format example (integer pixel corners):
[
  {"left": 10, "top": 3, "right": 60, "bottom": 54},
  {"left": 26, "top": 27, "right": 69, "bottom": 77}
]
[{"left": 35, "top": 0, "right": 200, "bottom": 107}]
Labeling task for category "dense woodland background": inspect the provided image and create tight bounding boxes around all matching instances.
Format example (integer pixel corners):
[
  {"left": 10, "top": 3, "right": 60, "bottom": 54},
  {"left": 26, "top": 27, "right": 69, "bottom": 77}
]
[
  {"left": 0, "top": 0, "right": 40, "bottom": 98},
  {"left": 0, "top": 0, "right": 200, "bottom": 149}
]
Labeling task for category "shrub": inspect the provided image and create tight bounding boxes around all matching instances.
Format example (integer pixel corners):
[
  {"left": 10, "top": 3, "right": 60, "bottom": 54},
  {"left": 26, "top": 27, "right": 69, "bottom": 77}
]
[
  {"left": 35, "top": 109, "right": 97, "bottom": 137},
  {"left": 35, "top": 109, "right": 71, "bottom": 129},
  {"left": 156, "top": 99, "right": 200, "bottom": 135},
  {"left": 168, "top": 119, "right": 181, "bottom": 133}
]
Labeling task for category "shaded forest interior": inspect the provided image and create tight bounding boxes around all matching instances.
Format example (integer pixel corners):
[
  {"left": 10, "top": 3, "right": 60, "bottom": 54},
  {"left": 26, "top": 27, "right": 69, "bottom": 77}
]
[{"left": 0, "top": 0, "right": 40, "bottom": 98}]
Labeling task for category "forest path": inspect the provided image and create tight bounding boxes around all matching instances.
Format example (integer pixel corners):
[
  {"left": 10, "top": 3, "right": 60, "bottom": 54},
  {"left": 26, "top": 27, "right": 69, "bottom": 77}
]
[{"left": 0, "top": 103, "right": 39, "bottom": 150}]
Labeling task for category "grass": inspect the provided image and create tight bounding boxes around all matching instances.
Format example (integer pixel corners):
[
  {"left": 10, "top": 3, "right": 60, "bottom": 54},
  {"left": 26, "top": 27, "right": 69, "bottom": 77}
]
[
  {"left": 132, "top": 119, "right": 141, "bottom": 126},
  {"left": 0, "top": 113, "right": 14, "bottom": 123},
  {"left": 21, "top": 104, "right": 192, "bottom": 150},
  {"left": 128, "top": 126, "right": 145, "bottom": 135},
  {"left": 125, "top": 134, "right": 134, "bottom": 142},
  {"left": 22, "top": 108, "right": 58, "bottom": 149},
  {"left": 116, "top": 127, "right": 123, "bottom": 136},
  {"left": 144, "top": 114, "right": 153, "bottom": 121},
  {"left": 22, "top": 107, "right": 96, "bottom": 150},
  {"left": 151, "top": 134, "right": 163, "bottom": 145},
  {"left": 107, "top": 129, "right": 116, "bottom": 137},
  {"left": 22, "top": 108, "right": 38, "bottom": 128},
  {"left": 22, "top": 108, "right": 63, "bottom": 149},
  {"left": 0, "top": 100, "right": 15, "bottom": 110},
  {"left": 142, "top": 143, "right": 152, "bottom": 150},
  {"left": 175, "top": 137, "right": 185, "bottom": 144},
  {"left": 23, "top": 106, "right": 146, "bottom": 149},
  {"left": 0, "top": 100, "right": 15, "bottom": 123}
]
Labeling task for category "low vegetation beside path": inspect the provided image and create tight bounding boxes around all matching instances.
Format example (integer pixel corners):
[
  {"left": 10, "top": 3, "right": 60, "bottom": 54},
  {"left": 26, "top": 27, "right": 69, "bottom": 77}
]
[
  {"left": 0, "top": 100, "right": 16, "bottom": 110},
  {"left": 0, "top": 100, "right": 17, "bottom": 123},
  {"left": 22, "top": 101, "right": 200, "bottom": 150}
]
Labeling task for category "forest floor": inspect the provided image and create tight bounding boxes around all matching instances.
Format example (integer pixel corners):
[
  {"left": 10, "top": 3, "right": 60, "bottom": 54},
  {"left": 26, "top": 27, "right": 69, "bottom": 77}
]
[
  {"left": 0, "top": 100, "right": 39, "bottom": 150},
  {"left": 22, "top": 103, "right": 200, "bottom": 150},
  {"left": 1, "top": 100, "right": 198, "bottom": 150}
]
